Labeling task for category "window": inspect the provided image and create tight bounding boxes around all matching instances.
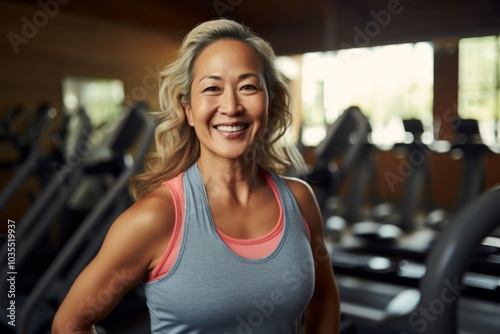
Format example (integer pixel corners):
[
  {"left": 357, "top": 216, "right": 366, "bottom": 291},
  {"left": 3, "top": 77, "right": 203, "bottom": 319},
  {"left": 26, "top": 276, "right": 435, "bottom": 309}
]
[
  {"left": 295, "top": 42, "right": 434, "bottom": 147},
  {"left": 61, "top": 76, "right": 125, "bottom": 157},
  {"left": 62, "top": 76, "right": 125, "bottom": 127},
  {"left": 458, "top": 36, "right": 500, "bottom": 145}
]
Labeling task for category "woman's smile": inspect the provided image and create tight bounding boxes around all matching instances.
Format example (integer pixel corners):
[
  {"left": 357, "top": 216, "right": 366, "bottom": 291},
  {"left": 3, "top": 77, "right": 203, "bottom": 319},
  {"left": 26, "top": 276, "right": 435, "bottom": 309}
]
[{"left": 213, "top": 122, "right": 250, "bottom": 138}]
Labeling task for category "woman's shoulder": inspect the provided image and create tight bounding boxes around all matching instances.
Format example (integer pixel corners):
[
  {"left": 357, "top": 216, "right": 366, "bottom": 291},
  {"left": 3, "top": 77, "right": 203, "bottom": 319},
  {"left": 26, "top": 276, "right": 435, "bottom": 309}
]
[
  {"left": 260, "top": 168, "right": 314, "bottom": 204},
  {"left": 263, "top": 168, "right": 312, "bottom": 196},
  {"left": 281, "top": 176, "right": 323, "bottom": 231},
  {"left": 90, "top": 183, "right": 177, "bottom": 278},
  {"left": 281, "top": 176, "right": 315, "bottom": 202},
  {"left": 113, "top": 184, "right": 176, "bottom": 241},
  {"left": 132, "top": 184, "right": 174, "bottom": 218}
]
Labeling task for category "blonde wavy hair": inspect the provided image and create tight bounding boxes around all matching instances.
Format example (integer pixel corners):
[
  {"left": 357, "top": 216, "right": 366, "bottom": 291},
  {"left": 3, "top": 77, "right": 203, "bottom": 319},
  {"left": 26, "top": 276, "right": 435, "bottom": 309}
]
[{"left": 130, "top": 18, "right": 305, "bottom": 200}]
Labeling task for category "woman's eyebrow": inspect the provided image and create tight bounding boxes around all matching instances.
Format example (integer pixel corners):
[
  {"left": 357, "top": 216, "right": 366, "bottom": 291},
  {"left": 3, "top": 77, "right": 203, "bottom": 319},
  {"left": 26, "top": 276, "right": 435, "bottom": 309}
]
[
  {"left": 238, "top": 73, "right": 260, "bottom": 80},
  {"left": 198, "top": 73, "right": 261, "bottom": 83},
  {"left": 199, "top": 75, "right": 222, "bottom": 83}
]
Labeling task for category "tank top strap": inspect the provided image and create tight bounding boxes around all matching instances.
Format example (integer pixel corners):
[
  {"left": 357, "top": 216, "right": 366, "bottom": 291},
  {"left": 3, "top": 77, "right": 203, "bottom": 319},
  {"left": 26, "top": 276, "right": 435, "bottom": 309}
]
[{"left": 264, "top": 170, "right": 310, "bottom": 238}]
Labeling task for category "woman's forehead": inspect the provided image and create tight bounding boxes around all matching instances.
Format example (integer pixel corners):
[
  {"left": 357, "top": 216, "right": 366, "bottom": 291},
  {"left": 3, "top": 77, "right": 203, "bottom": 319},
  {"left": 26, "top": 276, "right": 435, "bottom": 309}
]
[{"left": 192, "top": 39, "right": 264, "bottom": 80}]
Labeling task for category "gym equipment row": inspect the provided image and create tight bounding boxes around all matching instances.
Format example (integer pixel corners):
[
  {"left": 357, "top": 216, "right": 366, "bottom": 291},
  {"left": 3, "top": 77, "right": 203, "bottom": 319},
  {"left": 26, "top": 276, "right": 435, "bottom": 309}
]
[
  {"left": 1, "top": 102, "right": 498, "bottom": 333},
  {"left": 306, "top": 106, "right": 500, "bottom": 333},
  {"left": 0, "top": 102, "right": 154, "bottom": 334}
]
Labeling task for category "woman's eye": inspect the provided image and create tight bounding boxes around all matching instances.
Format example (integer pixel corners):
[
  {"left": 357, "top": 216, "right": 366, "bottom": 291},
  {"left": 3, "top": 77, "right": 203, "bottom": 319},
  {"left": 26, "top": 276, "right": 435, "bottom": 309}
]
[
  {"left": 240, "top": 84, "right": 257, "bottom": 91},
  {"left": 203, "top": 86, "right": 219, "bottom": 92}
]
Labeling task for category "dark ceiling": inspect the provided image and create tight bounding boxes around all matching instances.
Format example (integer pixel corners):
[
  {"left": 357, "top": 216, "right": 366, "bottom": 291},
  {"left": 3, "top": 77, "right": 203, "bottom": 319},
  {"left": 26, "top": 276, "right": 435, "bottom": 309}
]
[{"left": 10, "top": 0, "right": 500, "bottom": 54}]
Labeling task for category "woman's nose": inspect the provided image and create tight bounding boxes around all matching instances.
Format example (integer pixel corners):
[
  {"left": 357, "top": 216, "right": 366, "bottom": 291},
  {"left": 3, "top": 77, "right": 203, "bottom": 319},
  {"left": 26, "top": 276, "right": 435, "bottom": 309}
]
[{"left": 219, "top": 89, "right": 243, "bottom": 116}]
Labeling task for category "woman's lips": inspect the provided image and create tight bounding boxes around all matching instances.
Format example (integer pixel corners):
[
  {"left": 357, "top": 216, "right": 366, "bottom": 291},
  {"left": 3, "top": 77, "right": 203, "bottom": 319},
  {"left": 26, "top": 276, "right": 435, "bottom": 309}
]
[{"left": 213, "top": 123, "right": 249, "bottom": 138}]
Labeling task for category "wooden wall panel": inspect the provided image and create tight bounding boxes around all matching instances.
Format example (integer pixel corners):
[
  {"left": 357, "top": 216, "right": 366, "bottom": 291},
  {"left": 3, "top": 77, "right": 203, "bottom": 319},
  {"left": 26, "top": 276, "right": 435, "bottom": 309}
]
[
  {"left": 0, "top": 1, "right": 179, "bottom": 113},
  {"left": 0, "top": 1, "right": 180, "bottom": 230}
]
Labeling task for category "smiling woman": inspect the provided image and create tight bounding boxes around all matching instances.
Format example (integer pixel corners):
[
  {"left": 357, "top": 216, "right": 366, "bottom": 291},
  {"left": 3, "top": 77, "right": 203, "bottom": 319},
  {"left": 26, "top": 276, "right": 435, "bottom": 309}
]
[
  {"left": 184, "top": 39, "right": 269, "bottom": 162},
  {"left": 52, "top": 18, "right": 340, "bottom": 334},
  {"left": 130, "top": 19, "right": 305, "bottom": 200}
]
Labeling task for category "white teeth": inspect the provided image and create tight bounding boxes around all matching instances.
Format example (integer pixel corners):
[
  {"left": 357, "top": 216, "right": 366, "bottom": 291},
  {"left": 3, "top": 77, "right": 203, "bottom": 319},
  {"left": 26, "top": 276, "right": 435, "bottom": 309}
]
[{"left": 216, "top": 125, "right": 247, "bottom": 132}]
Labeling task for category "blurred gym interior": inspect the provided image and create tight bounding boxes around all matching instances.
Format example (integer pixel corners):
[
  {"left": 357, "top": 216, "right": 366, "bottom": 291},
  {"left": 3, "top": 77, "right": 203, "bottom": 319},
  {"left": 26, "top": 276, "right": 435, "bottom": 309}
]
[{"left": 1, "top": 0, "right": 500, "bottom": 333}]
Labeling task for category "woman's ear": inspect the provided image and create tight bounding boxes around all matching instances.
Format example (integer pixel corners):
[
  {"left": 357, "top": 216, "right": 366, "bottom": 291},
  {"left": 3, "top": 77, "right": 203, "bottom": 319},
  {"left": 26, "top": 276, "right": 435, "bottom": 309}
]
[{"left": 183, "top": 102, "right": 194, "bottom": 127}]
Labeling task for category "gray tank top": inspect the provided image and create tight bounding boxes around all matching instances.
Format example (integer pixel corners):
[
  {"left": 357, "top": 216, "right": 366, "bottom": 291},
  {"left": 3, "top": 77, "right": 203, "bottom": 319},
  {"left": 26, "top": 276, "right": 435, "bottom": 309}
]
[{"left": 144, "top": 163, "right": 315, "bottom": 333}]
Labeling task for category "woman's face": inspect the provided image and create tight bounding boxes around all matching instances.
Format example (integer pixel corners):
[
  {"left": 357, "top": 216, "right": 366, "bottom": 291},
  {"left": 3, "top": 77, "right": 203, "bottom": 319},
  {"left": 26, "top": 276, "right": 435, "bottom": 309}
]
[{"left": 184, "top": 38, "right": 270, "bottom": 162}]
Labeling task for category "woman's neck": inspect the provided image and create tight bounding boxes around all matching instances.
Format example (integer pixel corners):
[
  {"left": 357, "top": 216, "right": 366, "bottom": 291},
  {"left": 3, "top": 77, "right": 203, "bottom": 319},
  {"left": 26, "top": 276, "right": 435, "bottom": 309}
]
[{"left": 196, "top": 152, "right": 264, "bottom": 206}]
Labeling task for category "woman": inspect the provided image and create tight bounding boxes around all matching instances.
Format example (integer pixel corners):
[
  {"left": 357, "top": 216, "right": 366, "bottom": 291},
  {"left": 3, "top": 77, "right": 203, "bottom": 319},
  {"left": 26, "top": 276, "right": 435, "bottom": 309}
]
[{"left": 52, "top": 18, "right": 340, "bottom": 333}]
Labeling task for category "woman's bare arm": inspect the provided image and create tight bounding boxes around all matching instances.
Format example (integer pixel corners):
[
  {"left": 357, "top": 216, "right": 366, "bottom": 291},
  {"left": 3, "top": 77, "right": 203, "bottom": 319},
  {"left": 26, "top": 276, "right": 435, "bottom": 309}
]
[{"left": 52, "top": 186, "right": 174, "bottom": 333}]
